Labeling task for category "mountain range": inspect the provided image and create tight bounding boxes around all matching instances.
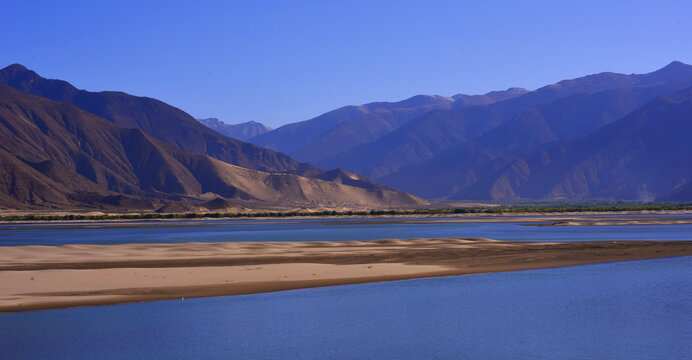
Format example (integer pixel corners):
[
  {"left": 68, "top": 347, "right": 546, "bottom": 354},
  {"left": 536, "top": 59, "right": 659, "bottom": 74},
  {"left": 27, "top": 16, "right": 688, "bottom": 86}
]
[
  {"left": 1, "top": 61, "right": 690, "bottom": 210},
  {"left": 246, "top": 61, "right": 692, "bottom": 201},
  {"left": 448, "top": 87, "right": 692, "bottom": 201},
  {"left": 0, "top": 64, "right": 315, "bottom": 175},
  {"left": 250, "top": 88, "right": 529, "bottom": 164},
  {"left": 197, "top": 118, "right": 272, "bottom": 141},
  {"left": 0, "top": 65, "right": 426, "bottom": 211}
]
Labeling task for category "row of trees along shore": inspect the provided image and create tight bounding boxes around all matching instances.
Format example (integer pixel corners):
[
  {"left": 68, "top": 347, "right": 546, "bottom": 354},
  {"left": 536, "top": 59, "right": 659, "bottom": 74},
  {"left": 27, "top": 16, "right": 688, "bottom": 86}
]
[{"left": 1, "top": 203, "right": 690, "bottom": 221}]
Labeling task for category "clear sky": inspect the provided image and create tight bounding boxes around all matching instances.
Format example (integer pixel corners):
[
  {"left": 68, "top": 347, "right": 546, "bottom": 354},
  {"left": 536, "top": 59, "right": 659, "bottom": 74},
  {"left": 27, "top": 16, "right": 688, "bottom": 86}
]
[{"left": 2, "top": 0, "right": 691, "bottom": 128}]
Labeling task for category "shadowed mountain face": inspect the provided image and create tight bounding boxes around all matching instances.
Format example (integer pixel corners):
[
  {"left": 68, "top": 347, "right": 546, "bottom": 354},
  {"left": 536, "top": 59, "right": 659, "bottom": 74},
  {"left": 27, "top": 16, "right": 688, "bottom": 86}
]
[
  {"left": 0, "top": 64, "right": 317, "bottom": 175},
  {"left": 248, "top": 89, "right": 528, "bottom": 164},
  {"left": 319, "top": 61, "right": 692, "bottom": 180},
  {"left": 241, "top": 61, "right": 692, "bottom": 201},
  {"left": 447, "top": 86, "right": 692, "bottom": 201},
  {"left": 0, "top": 84, "right": 426, "bottom": 210},
  {"left": 380, "top": 77, "right": 692, "bottom": 199},
  {"left": 249, "top": 95, "right": 456, "bottom": 158},
  {"left": 197, "top": 118, "right": 272, "bottom": 141}
]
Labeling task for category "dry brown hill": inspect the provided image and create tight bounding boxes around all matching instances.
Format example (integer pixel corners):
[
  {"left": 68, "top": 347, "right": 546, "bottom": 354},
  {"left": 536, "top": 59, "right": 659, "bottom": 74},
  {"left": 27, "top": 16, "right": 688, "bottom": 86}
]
[
  {"left": 0, "top": 84, "right": 427, "bottom": 211},
  {"left": 0, "top": 64, "right": 318, "bottom": 176}
]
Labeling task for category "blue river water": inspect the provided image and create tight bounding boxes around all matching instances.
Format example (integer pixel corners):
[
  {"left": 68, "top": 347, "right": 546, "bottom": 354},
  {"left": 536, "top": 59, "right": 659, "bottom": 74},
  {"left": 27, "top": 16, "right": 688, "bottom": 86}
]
[
  {"left": 1, "top": 214, "right": 691, "bottom": 246},
  {"left": 1, "top": 256, "right": 690, "bottom": 359},
  {"left": 1, "top": 216, "right": 690, "bottom": 359}
]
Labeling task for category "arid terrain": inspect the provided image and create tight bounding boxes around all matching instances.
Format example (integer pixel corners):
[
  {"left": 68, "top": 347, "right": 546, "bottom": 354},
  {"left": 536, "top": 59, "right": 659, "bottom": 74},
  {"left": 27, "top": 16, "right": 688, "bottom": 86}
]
[{"left": 2, "top": 237, "right": 690, "bottom": 312}]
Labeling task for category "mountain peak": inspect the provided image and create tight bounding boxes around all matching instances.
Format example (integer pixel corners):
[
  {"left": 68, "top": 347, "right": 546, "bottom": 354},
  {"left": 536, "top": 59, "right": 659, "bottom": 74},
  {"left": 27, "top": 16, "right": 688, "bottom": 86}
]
[
  {"left": 663, "top": 60, "right": 688, "bottom": 69},
  {"left": 505, "top": 87, "right": 530, "bottom": 93},
  {"left": 197, "top": 118, "right": 272, "bottom": 140},
  {"left": 2, "top": 63, "right": 29, "bottom": 72},
  {"left": 650, "top": 60, "right": 692, "bottom": 76},
  {"left": 634, "top": 60, "right": 692, "bottom": 85},
  {"left": 0, "top": 64, "right": 36, "bottom": 79},
  {"left": 244, "top": 120, "right": 271, "bottom": 128}
]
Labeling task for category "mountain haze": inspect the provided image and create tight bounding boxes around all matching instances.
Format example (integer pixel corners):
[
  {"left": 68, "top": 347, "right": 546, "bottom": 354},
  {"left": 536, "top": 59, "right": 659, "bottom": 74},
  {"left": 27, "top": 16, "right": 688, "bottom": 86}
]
[
  {"left": 450, "top": 86, "right": 692, "bottom": 201},
  {"left": 250, "top": 95, "right": 455, "bottom": 156},
  {"left": 198, "top": 118, "right": 272, "bottom": 141},
  {"left": 381, "top": 77, "right": 692, "bottom": 198},
  {"left": 249, "top": 89, "right": 528, "bottom": 164},
  {"left": 319, "top": 61, "right": 692, "bottom": 180}
]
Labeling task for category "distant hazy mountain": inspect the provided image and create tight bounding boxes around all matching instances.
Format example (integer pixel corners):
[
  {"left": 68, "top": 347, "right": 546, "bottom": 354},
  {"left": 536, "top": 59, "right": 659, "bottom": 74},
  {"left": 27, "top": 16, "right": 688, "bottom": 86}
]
[
  {"left": 319, "top": 61, "right": 692, "bottom": 180},
  {"left": 0, "top": 64, "right": 317, "bottom": 176},
  {"left": 380, "top": 77, "right": 692, "bottom": 199},
  {"left": 0, "top": 84, "right": 426, "bottom": 210},
  {"left": 198, "top": 118, "right": 272, "bottom": 141},
  {"left": 248, "top": 89, "right": 528, "bottom": 164},
  {"left": 249, "top": 95, "right": 455, "bottom": 157},
  {"left": 449, "top": 86, "right": 692, "bottom": 201}
]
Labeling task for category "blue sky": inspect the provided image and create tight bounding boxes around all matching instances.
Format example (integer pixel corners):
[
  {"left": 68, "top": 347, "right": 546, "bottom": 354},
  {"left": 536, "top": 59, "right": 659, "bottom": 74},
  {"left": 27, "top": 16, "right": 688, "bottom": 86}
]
[{"left": 3, "top": 0, "right": 691, "bottom": 128}]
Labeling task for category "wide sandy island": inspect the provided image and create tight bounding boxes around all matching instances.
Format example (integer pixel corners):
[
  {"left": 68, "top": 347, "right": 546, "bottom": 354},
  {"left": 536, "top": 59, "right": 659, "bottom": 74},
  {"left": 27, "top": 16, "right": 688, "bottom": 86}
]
[{"left": 1, "top": 238, "right": 691, "bottom": 312}]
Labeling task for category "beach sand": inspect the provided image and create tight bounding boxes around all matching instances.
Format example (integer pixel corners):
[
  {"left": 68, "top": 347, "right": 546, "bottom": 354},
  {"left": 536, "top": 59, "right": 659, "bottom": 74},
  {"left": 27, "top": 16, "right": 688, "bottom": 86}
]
[{"left": 1, "top": 238, "right": 691, "bottom": 312}]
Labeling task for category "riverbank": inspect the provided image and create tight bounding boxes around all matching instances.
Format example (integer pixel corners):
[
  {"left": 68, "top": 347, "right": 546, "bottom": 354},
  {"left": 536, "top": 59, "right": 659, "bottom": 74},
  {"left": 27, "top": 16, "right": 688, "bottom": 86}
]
[
  {"left": 0, "top": 213, "right": 690, "bottom": 229},
  {"left": 1, "top": 205, "right": 690, "bottom": 222},
  {"left": 2, "top": 238, "right": 690, "bottom": 312},
  {"left": 1, "top": 211, "right": 691, "bottom": 227}
]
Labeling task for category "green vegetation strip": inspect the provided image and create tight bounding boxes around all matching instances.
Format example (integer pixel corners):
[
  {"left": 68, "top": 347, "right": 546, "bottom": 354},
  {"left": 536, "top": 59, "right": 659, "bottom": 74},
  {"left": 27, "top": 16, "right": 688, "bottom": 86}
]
[{"left": 1, "top": 204, "right": 690, "bottom": 221}]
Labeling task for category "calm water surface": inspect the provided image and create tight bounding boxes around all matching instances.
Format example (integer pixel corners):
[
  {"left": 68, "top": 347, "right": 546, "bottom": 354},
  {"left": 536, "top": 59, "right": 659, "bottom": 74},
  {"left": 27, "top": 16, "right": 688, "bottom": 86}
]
[
  {"left": 1, "top": 257, "right": 690, "bottom": 359},
  {"left": 1, "top": 216, "right": 690, "bottom": 358},
  {"left": 1, "top": 214, "right": 691, "bottom": 246}
]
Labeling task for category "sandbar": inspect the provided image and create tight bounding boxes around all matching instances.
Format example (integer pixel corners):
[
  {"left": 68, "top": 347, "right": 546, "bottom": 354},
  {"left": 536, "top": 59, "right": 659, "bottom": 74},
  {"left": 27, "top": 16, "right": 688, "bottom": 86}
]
[{"left": 1, "top": 238, "right": 691, "bottom": 312}]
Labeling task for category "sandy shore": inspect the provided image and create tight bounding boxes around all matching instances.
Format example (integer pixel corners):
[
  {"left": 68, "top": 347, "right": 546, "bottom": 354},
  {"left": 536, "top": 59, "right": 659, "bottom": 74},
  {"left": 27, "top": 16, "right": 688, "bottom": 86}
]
[{"left": 1, "top": 238, "right": 691, "bottom": 312}]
